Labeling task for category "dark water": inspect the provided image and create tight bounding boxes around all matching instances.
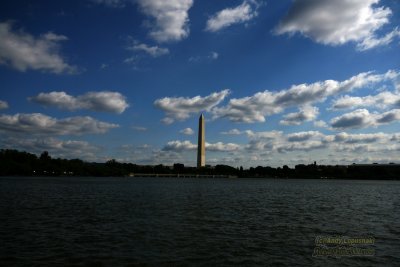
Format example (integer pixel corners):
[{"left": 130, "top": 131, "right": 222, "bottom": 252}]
[{"left": 0, "top": 177, "right": 399, "bottom": 266}]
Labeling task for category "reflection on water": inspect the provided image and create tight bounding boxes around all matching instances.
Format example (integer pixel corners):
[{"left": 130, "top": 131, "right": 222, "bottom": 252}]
[{"left": 0, "top": 177, "right": 399, "bottom": 266}]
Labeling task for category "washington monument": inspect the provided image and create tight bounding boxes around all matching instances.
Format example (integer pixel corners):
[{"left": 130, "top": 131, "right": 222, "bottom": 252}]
[{"left": 197, "top": 114, "right": 205, "bottom": 168}]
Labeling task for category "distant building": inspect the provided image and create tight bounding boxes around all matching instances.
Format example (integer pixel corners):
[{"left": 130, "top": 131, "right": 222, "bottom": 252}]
[{"left": 197, "top": 114, "right": 205, "bottom": 168}]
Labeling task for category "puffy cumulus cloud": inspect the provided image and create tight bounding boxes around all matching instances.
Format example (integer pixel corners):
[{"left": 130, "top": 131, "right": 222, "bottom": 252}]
[
  {"left": 180, "top": 127, "right": 194, "bottom": 135},
  {"left": 331, "top": 91, "right": 400, "bottom": 110},
  {"left": 136, "top": 0, "right": 193, "bottom": 43},
  {"left": 0, "top": 22, "right": 76, "bottom": 73},
  {"left": 206, "top": 142, "right": 241, "bottom": 152},
  {"left": 236, "top": 129, "right": 400, "bottom": 165},
  {"left": 245, "top": 130, "right": 283, "bottom": 140},
  {"left": 2, "top": 137, "right": 101, "bottom": 161},
  {"left": 333, "top": 132, "right": 388, "bottom": 144},
  {"left": 330, "top": 109, "right": 400, "bottom": 129},
  {"left": 275, "top": 0, "right": 396, "bottom": 50},
  {"left": 0, "top": 100, "right": 8, "bottom": 110},
  {"left": 29, "top": 91, "right": 129, "bottom": 114},
  {"left": 0, "top": 113, "right": 118, "bottom": 135},
  {"left": 212, "top": 70, "right": 398, "bottom": 123},
  {"left": 330, "top": 109, "right": 375, "bottom": 129},
  {"left": 154, "top": 89, "right": 230, "bottom": 123},
  {"left": 243, "top": 129, "right": 400, "bottom": 156},
  {"left": 391, "top": 134, "right": 400, "bottom": 141},
  {"left": 206, "top": 0, "right": 261, "bottom": 32},
  {"left": 162, "top": 140, "right": 240, "bottom": 152},
  {"left": 314, "top": 120, "right": 328, "bottom": 128},
  {"left": 287, "top": 131, "right": 322, "bottom": 142},
  {"left": 127, "top": 41, "right": 169, "bottom": 57},
  {"left": 163, "top": 140, "right": 196, "bottom": 151},
  {"left": 148, "top": 149, "right": 184, "bottom": 165},
  {"left": 276, "top": 141, "right": 326, "bottom": 153},
  {"left": 280, "top": 106, "right": 319, "bottom": 125},
  {"left": 376, "top": 109, "right": 400, "bottom": 124}
]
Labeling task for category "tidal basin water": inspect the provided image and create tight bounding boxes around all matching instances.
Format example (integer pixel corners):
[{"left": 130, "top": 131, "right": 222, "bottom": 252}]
[{"left": 0, "top": 177, "right": 399, "bottom": 266}]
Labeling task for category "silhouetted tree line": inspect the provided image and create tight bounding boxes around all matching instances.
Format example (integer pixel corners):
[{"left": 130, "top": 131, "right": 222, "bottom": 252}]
[{"left": 1, "top": 149, "right": 399, "bottom": 179}]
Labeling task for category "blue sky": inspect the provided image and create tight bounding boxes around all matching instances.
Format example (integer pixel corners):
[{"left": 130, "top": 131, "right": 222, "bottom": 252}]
[{"left": 0, "top": 0, "right": 400, "bottom": 167}]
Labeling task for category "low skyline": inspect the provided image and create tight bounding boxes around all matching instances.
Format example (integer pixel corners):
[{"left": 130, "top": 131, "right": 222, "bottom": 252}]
[{"left": 1, "top": 0, "right": 400, "bottom": 167}]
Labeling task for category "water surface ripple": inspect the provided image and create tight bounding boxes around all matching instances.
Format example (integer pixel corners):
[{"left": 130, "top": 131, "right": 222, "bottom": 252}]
[{"left": 0, "top": 177, "right": 399, "bottom": 266}]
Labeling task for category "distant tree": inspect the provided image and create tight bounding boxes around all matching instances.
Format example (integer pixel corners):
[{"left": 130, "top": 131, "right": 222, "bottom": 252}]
[
  {"left": 40, "top": 151, "right": 51, "bottom": 161},
  {"left": 173, "top": 163, "right": 184, "bottom": 172}
]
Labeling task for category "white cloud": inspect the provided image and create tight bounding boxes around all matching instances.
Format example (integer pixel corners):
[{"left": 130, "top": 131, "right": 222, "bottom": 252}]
[
  {"left": 280, "top": 106, "right": 319, "bottom": 125},
  {"left": 128, "top": 41, "right": 169, "bottom": 57},
  {"left": 136, "top": 0, "right": 193, "bottom": 43},
  {"left": 90, "top": 0, "right": 126, "bottom": 8},
  {"left": 0, "top": 113, "right": 118, "bottom": 135},
  {"left": 162, "top": 140, "right": 240, "bottom": 152},
  {"left": 231, "top": 128, "right": 400, "bottom": 165},
  {"left": 245, "top": 130, "right": 283, "bottom": 140},
  {"left": 333, "top": 132, "right": 387, "bottom": 144},
  {"left": 314, "top": 120, "right": 328, "bottom": 128},
  {"left": 29, "top": 91, "right": 129, "bottom": 114},
  {"left": 209, "top": 52, "right": 219, "bottom": 60},
  {"left": 213, "top": 70, "right": 398, "bottom": 123},
  {"left": 206, "top": 142, "right": 240, "bottom": 152},
  {"left": 180, "top": 127, "right": 194, "bottom": 135},
  {"left": 163, "top": 140, "right": 196, "bottom": 151},
  {"left": 206, "top": 0, "right": 260, "bottom": 32},
  {"left": 287, "top": 131, "right": 322, "bottom": 142},
  {"left": 330, "top": 109, "right": 375, "bottom": 129},
  {"left": 161, "top": 117, "right": 174, "bottom": 125},
  {"left": 0, "top": 22, "right": 76, "bottom": 73},
  {"left": 331, "top": 91, "right": 400, "bottom": 110},
  {"left": 276, "top": 141, "right": 326, "bottom": 153},
  {"left": 123, "top": 56, "right": 138, "bottom": 65},
  {"left": 330, "top": 109, "right": 400, "bottom": 129},
  {"left": 2, "top": 137, "right": 101, "bottom": 161},
  {"left": 357, "top": 27, "right": 400, "bottom": 51},
  {"left": 276, "top": 0, "right": 396, "bottom": 50},
  {"left": 154, "top": 89, "right": 230, "bottom": 123},
  {"left": 221, "top": 129, "right": 242, "bottom": 135},
  {"left": 0, "top": 100, "right": 8, "bottom": 110}
]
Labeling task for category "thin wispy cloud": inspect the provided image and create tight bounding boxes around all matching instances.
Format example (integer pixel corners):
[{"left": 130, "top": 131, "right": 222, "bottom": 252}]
[
  {"left": 280, "top": 106, "right": 319, "bottom": 126},
  {"left": 90, "top": 0, "right": 126, "bottom": 8},
  {"left": 206, "top": 0, "right": 261, "bottom": 32},
  {"left": 127, "top": 41, "right": 169, "bottom": 57}
]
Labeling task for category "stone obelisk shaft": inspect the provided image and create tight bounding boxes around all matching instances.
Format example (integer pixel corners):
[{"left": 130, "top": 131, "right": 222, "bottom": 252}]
[{"left": 197, "top": 114, "right": 205, "bottom": 168}]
